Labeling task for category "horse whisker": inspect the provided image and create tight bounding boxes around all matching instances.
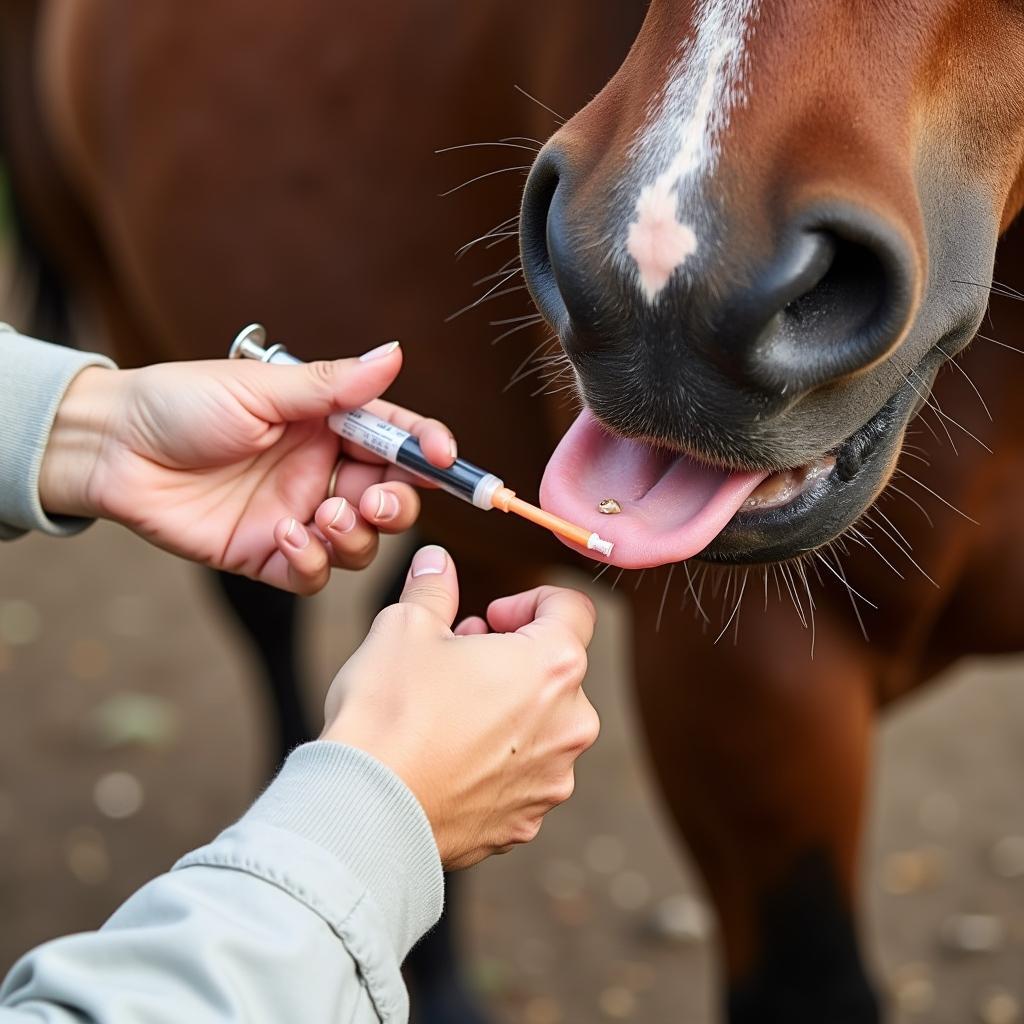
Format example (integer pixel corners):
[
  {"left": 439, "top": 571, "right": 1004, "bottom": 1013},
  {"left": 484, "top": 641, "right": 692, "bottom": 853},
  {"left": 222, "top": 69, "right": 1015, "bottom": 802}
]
[
  {"left": 532, "top": 374, "right": 576, "bottom": 398},
  {"left": 494, "top": 320, "right": 547, "bottom": 350},
  {"left": 500, "top": 135, "right": 547, "bottom": 148},
  {"left": 977, "top": 332, "right": 1024, "bottom": 357},
  {"left": 865, "top": 510, "right": 940, "bottom": 588},
  {"left": 439, "top": 164, "right": 532, "bottom": 198},
  {"left": 508, "top": 353, "right": 566, "bottom": 390},
  {"left": 457, "top": 232, "right": 517, "bottom": 259},
  {"left": 472, "top": 264, "right": 523, "bottom": 288},
  {"left": 656, "top": 564, "right": 675, "bottom": 633},
  {"left": 682, "top": 560, "right": 710, "bottom": 624},
  {"left": 445, "top": 276, "right": 525, "bottom": 323},
  {"left": 513, "top": 84, "right": 567, "bottom": 124},
  {"left": 715, "top": 568, "right": 748, "bottom": 645},
  {"left": 436, "top": 140, "right": 542, "bottom": 155},
  {"left": 910, "top": 364, "right": 992, "bottom": 452},
  {"left": 885, "top": 482, "right": 933, "bottom": 526},
  {"left": 899, "top": 448, "right": 931, "bottom": 467},
  {"left": 779, "top": 562, "right": 807, "bottom": 629},
  {"left": 952, "top": 278, "right": 1024, "bottom": 301},
  {"left": 943, "top": 350, "right": 993, "bottom": 421},
  {"left": 894, "top": 469, "right": 979, "bottom": 524},
  {"left": 454, "top": 215, "right": 520, "bottom": 259},
  {"left": 491, "top": 312, "right": 545, "bottom": 326},
  {"left": 795, "top": 559, "right": 817, "bottom": 658},
  {"left": 900, "top": 370, "right": 959, "bottom": 453},
  {"left": 848, "top": 525, "right": 905, "bottom": 580},
  {"left": 695, "top": 567, "right": 711, "bottom": 630},
  {"left": 813, "top": 548, "right": 878, "bottom": 611}
]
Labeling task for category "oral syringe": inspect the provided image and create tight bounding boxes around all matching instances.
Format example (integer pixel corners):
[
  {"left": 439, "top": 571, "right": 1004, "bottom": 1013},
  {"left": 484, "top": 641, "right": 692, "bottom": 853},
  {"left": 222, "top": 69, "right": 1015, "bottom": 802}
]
[{"left": 229, "top": 324, "right": 614, "bottom": 558}]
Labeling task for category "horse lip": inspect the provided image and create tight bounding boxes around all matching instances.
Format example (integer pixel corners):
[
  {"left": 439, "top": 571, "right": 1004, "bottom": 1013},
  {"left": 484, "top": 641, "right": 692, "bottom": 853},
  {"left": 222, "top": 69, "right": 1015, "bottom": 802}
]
[
  {"left": 574, "top": 347, "right": 943, "bottom": 560},
  {"left": 703, "top": 357, "right": 942, "bottom": 567}
]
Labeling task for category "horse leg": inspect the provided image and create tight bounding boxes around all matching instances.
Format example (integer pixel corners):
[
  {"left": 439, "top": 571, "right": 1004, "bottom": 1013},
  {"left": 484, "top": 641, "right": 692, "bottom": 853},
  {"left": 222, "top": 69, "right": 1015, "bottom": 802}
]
[
  {"left": 209, "top": 571, "right": 313, "bottom": 770},
  {"left": 631, "top": 583, "right": 880, "bottom": 1024}
]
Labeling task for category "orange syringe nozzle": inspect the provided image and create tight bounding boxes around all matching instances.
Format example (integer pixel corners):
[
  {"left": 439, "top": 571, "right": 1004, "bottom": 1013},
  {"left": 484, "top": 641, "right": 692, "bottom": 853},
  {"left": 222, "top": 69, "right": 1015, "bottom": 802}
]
[{"left": 491, "top": 487, "right": 614, "bottom": 557}]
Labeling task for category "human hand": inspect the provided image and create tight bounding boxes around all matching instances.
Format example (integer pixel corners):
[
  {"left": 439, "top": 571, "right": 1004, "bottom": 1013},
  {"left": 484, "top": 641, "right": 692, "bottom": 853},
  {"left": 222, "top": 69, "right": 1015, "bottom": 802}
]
[
  {"left": 38, "top": 343, "right": 456, "bottom": 593},
  {"left": 322, "top": 545, "right": 600, "bottom": 870}
]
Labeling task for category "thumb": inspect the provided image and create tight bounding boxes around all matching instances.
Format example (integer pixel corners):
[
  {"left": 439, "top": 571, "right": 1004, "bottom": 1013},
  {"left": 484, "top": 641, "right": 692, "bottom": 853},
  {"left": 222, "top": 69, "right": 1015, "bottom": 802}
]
[
  {"left": 399, "top": 545, "right": 460, "bottom": 628},
  {"left": 238, "top": 342, "right": 403, "bottom": 423}
]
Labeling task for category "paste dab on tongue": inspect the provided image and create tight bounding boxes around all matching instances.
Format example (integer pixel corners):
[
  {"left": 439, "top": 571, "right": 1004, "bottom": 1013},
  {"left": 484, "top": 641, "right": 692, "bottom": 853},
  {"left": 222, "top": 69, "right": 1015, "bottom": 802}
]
[{"left": 540, "top": 409, "right": 770, "bottom": 569}]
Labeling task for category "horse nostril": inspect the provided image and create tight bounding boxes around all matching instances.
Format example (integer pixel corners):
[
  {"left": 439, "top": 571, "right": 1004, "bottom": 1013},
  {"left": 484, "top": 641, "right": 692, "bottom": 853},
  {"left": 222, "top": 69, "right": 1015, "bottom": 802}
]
[
  {"left": 734, "top": 204, "right": 917, "bottom": 397},
  {"left": 519, "top": 148, "right": 568, "bottom": 333},
  {"left": 783, "top": 235, "right": 888, "bottom": 350}
]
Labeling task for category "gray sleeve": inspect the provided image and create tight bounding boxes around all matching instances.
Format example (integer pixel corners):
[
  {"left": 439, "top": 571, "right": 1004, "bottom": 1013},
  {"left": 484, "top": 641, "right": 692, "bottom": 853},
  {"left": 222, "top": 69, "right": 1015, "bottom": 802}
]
[
  {"left": 0, "top": 742, "right": 444, "bottom": 1024},
  {"left": 0, "top": 323, "right": 117, "bottom": 540}
]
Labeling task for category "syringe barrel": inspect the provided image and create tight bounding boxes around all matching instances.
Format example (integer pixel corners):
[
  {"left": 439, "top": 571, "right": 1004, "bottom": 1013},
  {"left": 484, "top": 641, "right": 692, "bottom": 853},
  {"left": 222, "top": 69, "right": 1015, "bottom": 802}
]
[
  {"left": 229, "top": 326, "right": 503, "bottom": 510},
  {"left": 328, "top": 410, "right": 501, "bottom": 510}
]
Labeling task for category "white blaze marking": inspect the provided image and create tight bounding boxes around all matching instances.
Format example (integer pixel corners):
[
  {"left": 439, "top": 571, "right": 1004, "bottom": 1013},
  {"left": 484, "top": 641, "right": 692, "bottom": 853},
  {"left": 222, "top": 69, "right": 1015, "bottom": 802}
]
[{"left": 626, "top": 0, "right": 760, "bottom": 302}]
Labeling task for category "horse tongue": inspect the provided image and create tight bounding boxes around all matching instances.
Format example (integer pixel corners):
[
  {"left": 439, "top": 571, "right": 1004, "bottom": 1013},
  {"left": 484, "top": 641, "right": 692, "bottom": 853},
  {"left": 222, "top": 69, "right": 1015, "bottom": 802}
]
[{"left": 540, "top": 409, "right": 769, "bottom": 568}]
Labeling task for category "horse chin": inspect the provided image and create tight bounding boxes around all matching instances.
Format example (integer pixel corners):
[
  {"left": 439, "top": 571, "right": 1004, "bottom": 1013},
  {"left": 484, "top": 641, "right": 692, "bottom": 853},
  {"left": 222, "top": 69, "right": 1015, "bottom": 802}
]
[{"left": 698, "top": 362, "right": 940, "bottom": 565}]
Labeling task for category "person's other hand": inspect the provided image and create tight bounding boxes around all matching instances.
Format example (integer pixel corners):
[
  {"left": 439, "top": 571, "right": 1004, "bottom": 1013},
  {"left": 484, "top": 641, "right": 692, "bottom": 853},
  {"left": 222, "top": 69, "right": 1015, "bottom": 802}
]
[
  {"left": 38, "top": 343, "right": 456, "bottom": 593},
  {"left": 322, "top": 545, "right": 600, "bottom": 870}
]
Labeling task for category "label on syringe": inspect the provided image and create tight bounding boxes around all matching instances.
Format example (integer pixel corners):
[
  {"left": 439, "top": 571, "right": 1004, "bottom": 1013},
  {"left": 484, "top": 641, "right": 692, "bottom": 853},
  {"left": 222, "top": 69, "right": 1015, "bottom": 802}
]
[{"left": 332, "top": 409, "right": 408, "bottom": 461}]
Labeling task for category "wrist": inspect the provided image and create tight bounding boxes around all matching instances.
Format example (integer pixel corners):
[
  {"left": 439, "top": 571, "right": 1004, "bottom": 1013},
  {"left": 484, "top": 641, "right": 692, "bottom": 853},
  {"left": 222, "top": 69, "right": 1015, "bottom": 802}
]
[
  {"left": 38, "top": 366, "right": 121, "bottom": 520},
  {"left": 320, "top": 722, "right": 446, "bottom": 856}
]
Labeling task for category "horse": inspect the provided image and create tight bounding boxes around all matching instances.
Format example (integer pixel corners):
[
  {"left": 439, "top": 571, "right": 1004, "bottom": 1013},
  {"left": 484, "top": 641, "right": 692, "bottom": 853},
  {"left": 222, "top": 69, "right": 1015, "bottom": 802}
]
[{"left": 3, "top": 2, "right": 1024, "bottom": 1022}]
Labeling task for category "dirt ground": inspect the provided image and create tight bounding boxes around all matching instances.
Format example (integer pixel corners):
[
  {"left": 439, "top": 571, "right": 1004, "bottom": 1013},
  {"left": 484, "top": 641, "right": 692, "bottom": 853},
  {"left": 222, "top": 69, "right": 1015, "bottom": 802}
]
[{"left": 1, "top": 517, "right": 1024, "bottom": 1024}]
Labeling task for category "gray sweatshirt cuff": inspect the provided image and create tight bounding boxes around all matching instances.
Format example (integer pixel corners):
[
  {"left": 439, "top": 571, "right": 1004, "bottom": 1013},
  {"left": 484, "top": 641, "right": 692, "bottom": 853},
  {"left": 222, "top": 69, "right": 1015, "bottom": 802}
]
[
  {"left": 0, "top": 325, "right": 117, "bottom": 540},
  {"left": 237, "top": 741, "right": 444, "bottom": 960}
]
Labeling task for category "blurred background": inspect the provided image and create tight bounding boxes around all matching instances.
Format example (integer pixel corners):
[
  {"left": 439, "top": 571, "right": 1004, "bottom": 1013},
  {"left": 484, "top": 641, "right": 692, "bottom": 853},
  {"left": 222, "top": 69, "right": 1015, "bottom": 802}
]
[{"left": 2, "top": 58, "right": 1024, "bottom": 1024}]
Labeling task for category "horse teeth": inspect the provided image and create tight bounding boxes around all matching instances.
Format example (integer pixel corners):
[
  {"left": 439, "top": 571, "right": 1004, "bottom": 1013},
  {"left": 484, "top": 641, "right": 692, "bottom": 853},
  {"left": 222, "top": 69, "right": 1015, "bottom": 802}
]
[{"left": 741, "top": 457, "right": 836, "bottom": 511}]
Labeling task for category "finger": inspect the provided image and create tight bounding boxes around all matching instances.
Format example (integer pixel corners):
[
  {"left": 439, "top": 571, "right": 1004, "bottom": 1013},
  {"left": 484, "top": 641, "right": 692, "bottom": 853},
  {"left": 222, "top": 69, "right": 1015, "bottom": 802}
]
[
  {"left": 272, "top": 516, "right": 332, "bottom": 595},
  {"left": 362, "top": 399, "right": 457, "bottom": 467},
  {"left": 359, "top": 482, "right": 421, "bottom": 534},
  {"left": 398, "top": 545, "right": 460, "bottom": 627},
  {"left": 330, "top": 461, "right": 423, "bottom": 529},
  {"left": 332, "top": 460, "right": 397, "bottom": 504},
  {"left": 487, "top": 586, "right": 597, "bottom": 648},
  {"left": 568, "top": 690, "right": 602, "bottom": 756},
  {"left": 234, "top": 342, "right": 403, "bottom": 424},
  {"left": 313, "top": 497, "right": 380, "bottom": 571},
  {"left": 328, "top": 454, "right": 442, "bottom": 494},
  {"left": 454, "top": 615, "right": 489, "bottom": 636}
]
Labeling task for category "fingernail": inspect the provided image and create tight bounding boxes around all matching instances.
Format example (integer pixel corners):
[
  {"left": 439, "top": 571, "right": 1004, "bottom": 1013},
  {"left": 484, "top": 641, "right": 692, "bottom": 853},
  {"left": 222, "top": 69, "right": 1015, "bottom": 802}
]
[
  {"left": 284, "top": 517, "right": 309, "bottom": 549},
  {"left": 359, "top": 340, "right": 401, "bottom": 362},
  {"left": 411, "top": 545, "right": 447, "bottom": 577},
  {"left": 374, "top": 489, "right": 401, "bottom": 522},
  {"left": 448, "top": 437, "right": 458, "bottom": 462},
  {"left": 327, "top": 497, "right": 357, "bottom": 534}
]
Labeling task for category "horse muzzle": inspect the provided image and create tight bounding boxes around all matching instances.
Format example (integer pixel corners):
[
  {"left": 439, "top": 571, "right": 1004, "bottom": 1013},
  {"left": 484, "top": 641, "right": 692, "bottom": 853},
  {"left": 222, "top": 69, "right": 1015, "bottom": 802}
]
[{"left": 520, "top": 145, "right": 959, "bottom": 568}]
